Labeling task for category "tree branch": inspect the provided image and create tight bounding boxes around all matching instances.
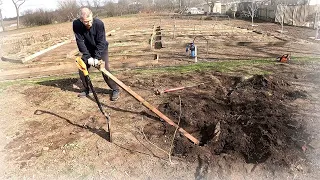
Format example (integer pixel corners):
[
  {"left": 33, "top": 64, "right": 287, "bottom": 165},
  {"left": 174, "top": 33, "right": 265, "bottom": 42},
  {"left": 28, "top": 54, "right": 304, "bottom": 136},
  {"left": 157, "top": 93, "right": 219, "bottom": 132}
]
[
  {"left": 17, "top": 0, "right": 26, "bottom": 9},
  {"left": 168, "top": 95, "right": 182, "bottom": 164}
]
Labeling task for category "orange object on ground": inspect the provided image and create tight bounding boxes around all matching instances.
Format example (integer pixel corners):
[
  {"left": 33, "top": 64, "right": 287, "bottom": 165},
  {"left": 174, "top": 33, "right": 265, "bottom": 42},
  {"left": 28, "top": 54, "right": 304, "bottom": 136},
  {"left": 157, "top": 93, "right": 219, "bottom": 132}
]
[{"left": 278, "top": 54, "right": 290, "bottom": 63}]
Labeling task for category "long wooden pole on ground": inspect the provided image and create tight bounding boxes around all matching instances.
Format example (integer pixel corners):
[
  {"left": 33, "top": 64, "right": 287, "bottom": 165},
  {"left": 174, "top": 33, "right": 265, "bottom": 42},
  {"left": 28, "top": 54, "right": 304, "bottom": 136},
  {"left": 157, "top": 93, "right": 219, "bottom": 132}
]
[{"left": 99, "top": 67, "right": 200, "bottom": 145}]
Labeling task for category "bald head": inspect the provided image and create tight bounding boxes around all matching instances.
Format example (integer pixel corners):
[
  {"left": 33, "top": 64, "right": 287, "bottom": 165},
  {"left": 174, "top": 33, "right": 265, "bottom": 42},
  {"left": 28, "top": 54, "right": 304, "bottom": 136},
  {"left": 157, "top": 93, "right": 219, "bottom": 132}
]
[
  {"left": 79, "top": 7, "right": 93, "bottom": 29},
  {"left": 79, "top": 7, "right": 92, "bottom": 19}
]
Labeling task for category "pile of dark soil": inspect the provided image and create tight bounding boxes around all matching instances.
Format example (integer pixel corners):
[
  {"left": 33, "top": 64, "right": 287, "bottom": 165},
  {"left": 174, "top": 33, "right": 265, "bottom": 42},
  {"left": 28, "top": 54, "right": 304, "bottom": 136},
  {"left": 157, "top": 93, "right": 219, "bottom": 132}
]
[{"left": 158, "top": 74, "right": 309, "bottom": 165}]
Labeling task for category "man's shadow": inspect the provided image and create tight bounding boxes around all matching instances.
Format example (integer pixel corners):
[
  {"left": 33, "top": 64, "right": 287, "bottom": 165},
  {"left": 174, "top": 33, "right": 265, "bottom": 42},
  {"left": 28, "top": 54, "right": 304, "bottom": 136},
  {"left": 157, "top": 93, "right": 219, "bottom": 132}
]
[
  {"left": 37, "top": 77, "right": 109, "bottom": 94},
  {"left": 34, "top": 109, "right": 168, "bottom": 160},
  {"left": 34, "top": 109, "right": 111, "bottom": 141}
]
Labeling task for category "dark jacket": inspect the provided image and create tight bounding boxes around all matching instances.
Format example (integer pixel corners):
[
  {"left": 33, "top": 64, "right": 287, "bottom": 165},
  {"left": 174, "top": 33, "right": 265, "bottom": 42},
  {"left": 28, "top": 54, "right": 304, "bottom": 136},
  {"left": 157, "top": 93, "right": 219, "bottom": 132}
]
[{"left": 73, "top": 18, "right": 108, "bottom": 61}]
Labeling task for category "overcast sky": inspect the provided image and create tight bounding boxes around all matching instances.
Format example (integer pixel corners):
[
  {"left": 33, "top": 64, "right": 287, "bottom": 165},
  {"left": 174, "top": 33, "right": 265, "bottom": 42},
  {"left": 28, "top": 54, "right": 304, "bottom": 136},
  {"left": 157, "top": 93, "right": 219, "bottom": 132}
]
[
  {"left": 1, "top": 0, "right": 59, "bottom": 18},
  {"left": 2, "top": 0, "right": 320, "bottom": 18}
]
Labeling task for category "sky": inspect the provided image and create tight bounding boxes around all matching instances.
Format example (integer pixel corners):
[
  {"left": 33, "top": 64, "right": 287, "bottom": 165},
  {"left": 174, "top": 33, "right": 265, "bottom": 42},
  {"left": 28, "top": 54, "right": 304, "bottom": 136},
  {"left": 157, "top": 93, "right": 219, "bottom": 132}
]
[
  {"left": 310, "top": 0, "right": 320, "bottom": 5},
  {"left": 1, "top": 0, "right": 59, "bottom": 18},
  {"left": 1, "top": 0, "right": 320, "bottom": 18}
]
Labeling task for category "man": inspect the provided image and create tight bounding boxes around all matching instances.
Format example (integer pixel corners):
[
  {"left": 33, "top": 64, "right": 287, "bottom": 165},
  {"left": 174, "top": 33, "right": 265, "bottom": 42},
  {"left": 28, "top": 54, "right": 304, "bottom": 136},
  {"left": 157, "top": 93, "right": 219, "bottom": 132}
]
[{"left": 73, "top": 7, "right": 119, "bottom": 101}]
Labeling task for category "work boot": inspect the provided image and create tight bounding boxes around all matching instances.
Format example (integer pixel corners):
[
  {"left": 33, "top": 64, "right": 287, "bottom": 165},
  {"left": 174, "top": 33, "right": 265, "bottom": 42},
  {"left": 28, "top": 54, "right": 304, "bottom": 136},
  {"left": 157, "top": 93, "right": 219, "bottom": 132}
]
[
  {"left": 111, "top": 89, "right": 120, "bottom": 101},
  {"left": 77, "top": 90, "right": 92, "bottom": 98}
]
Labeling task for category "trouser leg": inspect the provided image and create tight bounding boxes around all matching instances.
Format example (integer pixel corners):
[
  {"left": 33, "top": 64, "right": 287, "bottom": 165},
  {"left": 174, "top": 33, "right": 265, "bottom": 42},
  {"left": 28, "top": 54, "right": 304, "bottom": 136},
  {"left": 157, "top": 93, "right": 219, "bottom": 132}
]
[
  {"left": 79, "top": 69, "right": 90, "bottom": 93},
  {"left": 101, "top": 48, "right": 119, "bottom": 90}
]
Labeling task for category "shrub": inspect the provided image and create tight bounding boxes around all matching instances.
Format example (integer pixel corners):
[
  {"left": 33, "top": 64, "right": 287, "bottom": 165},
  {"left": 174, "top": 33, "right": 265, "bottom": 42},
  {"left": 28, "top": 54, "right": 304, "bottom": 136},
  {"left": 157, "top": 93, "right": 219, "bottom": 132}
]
[{"left": 22, "top": 9, "right": 54, "bottom": 26}]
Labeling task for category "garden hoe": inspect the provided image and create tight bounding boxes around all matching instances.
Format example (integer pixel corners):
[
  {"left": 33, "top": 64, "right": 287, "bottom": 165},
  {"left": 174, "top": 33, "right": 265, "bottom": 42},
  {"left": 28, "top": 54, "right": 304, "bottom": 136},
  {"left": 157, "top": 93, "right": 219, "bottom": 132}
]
[
  {"left": 155, "top": 82, "right": 205, "bottom": 95},
  {"left": 75, "top": 57, "right": 112, "bottom": 142}
]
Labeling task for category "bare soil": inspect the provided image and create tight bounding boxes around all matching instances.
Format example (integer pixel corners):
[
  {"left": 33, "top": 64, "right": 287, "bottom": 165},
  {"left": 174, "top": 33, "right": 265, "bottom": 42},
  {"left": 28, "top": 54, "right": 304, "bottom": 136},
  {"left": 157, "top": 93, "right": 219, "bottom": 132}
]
[{"left": 0, "top": 15, "right": 320, "bottom": 179}]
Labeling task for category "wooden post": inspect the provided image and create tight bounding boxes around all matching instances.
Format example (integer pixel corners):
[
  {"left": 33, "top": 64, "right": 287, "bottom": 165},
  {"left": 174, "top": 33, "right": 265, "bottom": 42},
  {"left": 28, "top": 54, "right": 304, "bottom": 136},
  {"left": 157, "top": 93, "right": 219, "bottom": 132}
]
[
  {"left": 194, "top": 46, "right": 197, "bottom": 62},
  {"left": 206, "top": 41, "right": 208, "bottom": 56},
  {"left": 150, "top": 25, "right": 156, "bottom": 50},
  {"left": 154, "top": 54, "right": 159, "bottom": 62}
]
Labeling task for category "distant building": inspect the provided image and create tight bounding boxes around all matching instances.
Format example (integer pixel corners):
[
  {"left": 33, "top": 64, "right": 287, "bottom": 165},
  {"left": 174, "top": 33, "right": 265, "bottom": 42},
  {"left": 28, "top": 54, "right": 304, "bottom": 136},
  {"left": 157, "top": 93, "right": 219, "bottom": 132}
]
[
  {"left": 203, "top": 1, "right": 222, "bottom": 14},
  {"left": 213, "top": 1, "right": 222, "bottom": 14}
]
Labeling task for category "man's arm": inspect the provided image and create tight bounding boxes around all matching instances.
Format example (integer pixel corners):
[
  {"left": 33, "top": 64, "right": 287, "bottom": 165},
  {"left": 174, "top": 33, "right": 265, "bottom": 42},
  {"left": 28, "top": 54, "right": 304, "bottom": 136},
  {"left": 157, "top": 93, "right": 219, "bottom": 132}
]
[
  {"left": 94, "top": 19, "right": 108, "bottom": 60},
  {"left": 73, "top": 20, "right": 91, "bottom": 62}
]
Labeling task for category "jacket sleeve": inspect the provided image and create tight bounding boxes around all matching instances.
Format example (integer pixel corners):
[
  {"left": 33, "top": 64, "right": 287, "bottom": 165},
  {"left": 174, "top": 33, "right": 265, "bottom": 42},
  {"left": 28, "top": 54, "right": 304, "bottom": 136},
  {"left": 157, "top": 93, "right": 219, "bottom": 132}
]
[
  {"left": 73, "top": 20, "right": 91, "bottom": 62},
  {"left": 94, "top": 20, "right": 108, "bottom": 60}
]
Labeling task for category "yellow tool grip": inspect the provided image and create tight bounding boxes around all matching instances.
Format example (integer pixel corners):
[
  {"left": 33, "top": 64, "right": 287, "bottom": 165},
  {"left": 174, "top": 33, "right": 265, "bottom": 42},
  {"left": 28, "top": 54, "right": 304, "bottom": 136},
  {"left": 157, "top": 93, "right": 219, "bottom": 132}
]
[{"left": 75, "top": 57, "right": 89, "bottom": 76}]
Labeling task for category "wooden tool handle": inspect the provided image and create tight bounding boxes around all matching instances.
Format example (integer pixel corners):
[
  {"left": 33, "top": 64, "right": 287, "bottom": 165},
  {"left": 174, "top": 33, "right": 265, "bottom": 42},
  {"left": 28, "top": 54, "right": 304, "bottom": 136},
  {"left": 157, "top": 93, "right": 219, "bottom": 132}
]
[{"left": 99, "top": 68, "right": 200, "bottom": 145}]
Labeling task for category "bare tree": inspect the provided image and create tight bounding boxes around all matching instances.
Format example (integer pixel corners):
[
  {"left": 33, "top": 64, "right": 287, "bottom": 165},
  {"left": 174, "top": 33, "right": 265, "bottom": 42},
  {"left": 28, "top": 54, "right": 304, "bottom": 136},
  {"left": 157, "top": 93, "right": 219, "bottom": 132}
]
[
  {"left": 92, "top": 0, "right": 102, "bottom": 15},
  {"left": 230, "top": 2, "right": 237, "bottom": 18},
  {"left": 117, "top": 0, "right": 129, "bottom": 16},
  {"left": 246, "top": 0, "right": 259, "bottom": 26},
  {"left": 78, "top": 0, "right": 86, "bottom": 7},
  {"left": 204, "top": 0, "right": 216, "bottom": 14},
  {"left": 0, "top": 0, "right": 4, "bottom": 31},
  {"left": 12, "top": 0, "right": 26, "bottom": 29},
  {"left": 92, "top": 0, "right": 102, "bottom": 8},
  {"left": 86, "top": 0, "right": 92, "bottom": 8},
  {"left": 271, "top": 0, "right": 310, "bottom": 5},
  {"left": 57, "top": 0, "right": 79, "bottom": 22},
  {"left": 104, "top": 1, "right": 116, "bottom": 16}
]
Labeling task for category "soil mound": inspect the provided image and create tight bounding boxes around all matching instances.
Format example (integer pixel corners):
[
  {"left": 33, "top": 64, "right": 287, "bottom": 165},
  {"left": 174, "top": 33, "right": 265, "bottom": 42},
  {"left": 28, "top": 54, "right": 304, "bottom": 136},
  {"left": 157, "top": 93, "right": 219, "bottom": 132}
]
[{"left": 159, "top": 74, "right": 308, "bottom": 165}]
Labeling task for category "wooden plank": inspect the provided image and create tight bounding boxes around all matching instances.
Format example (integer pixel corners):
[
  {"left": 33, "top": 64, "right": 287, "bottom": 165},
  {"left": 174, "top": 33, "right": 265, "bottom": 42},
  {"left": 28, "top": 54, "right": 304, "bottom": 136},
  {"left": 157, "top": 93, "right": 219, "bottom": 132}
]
[
  {"left": 22, "top": 40, "right": 72, "bottom": 63},
  {"left": 100, "top": 67, "right": 200, "bottom": 145}
]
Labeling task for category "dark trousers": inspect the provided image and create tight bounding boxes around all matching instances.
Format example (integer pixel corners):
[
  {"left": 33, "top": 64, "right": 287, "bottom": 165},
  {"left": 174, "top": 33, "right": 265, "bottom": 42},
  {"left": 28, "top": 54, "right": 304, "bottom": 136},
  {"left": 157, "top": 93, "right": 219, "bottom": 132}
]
[{"left": 79, "top": 48, "right": 119, "bottom": 93}]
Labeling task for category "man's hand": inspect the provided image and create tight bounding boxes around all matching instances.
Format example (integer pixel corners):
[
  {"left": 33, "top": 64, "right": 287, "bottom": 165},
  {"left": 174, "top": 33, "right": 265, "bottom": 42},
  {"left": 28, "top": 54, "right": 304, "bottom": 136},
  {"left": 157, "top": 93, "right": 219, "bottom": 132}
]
[{"left": 88, "top": 57, "right": 100, "bottom": 67}]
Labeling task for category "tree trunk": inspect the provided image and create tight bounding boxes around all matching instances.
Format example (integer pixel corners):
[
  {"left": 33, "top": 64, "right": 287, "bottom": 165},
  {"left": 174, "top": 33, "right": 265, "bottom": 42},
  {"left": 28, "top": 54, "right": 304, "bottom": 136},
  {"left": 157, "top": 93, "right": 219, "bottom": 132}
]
[
  {"left": 15, "top": 7, "right": 19, "bottom": 29},
  {"left": 0, "top": 9, "right": 4, "bottom": 31},
  {"left": 252, "top": 16, "right": 254, "bottom": 26},
  {"left": 292, "top": 6, "right": 296, "bottom": 26}
]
